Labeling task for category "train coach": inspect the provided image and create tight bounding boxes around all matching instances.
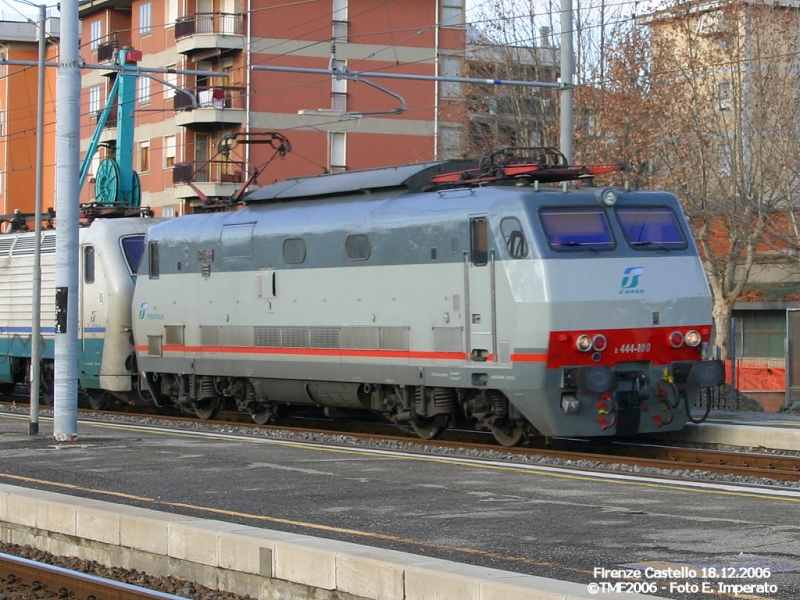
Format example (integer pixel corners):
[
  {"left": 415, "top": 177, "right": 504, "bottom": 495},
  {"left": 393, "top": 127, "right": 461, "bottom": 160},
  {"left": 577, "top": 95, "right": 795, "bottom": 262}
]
[
  {"left": 0, "top": 211, "right": 161, "bottom": 408},
  {"left": 131, "top": 149, "right": 725, "bottom": 445}
]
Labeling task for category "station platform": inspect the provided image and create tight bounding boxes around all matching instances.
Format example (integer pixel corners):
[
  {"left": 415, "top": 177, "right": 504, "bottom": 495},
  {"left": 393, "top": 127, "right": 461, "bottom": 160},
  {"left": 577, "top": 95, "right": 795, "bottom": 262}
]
[
  {"left": 1, "top": 409, "right": 800, "bottom": 600},
  {"left": 672, "top": 409, "right": 800, "bottom": 452}
]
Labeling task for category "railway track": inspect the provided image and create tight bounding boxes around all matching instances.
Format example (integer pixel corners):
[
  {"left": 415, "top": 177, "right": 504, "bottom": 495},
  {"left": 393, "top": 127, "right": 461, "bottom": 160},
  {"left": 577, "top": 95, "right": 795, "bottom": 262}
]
[
  {"left": 4, "top": 400, "right": 800, "bottom": 483},
  {"left": 0, "top": 552, "right": 186, "bottom": 600}
]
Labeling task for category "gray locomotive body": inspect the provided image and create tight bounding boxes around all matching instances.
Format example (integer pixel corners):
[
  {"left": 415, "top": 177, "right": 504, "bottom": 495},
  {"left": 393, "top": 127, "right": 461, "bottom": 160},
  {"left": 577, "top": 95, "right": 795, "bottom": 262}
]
[{"left": 132, "top": 162, "right": 723, "bottom": 444}]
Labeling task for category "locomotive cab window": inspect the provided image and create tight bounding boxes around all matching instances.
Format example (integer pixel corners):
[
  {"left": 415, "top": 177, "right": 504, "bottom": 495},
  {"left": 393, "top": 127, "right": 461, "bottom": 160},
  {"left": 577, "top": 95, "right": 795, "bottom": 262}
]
[
  {"left": 345, "top": 234, "right": 370, "bottom": 260},
  {"left": 83, "top": 246, "right": 95, "bottom": 284},
  {"left": 471, "top": 218, "right": 488, "bottom": 265},
  {"left": 148, "top": 241, "right": 159, "bottom": 279},
  {"left": 500, "top": 217, "right": 528, "bottom": 259},
  {"left": 616, "top": 206, "right": 687, "bottom": 250},
  {"left": 540, "top": 207, "right": 614, "bottom": 251},
  {"left": 121, "top": 234, "right": 146, "bottom": 275}
]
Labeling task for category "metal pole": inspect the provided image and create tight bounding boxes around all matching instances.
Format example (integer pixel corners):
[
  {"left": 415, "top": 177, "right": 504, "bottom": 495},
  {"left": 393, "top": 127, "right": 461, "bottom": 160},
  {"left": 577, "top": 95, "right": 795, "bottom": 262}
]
[
  {"left": 53, "top": 0, "right": 80, "bottom": 442},
  {"left": 29, "top": 3, "right": 45, "bottom": 436},
  {"left": 730, "top": 317, "right": 737, "bottom": 410},
  {"left": 560, "top": 0, "right": 575, "bottom": 164}
]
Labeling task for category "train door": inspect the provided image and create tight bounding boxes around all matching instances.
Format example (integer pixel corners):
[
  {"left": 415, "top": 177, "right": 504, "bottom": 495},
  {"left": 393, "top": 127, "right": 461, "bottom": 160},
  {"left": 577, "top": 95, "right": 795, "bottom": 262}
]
[
  {"left": 466, "top": 217, "right": 496, "bottom": 362},
  {"left": 79, "top": 244, "right": 105, "bottom": 387}
]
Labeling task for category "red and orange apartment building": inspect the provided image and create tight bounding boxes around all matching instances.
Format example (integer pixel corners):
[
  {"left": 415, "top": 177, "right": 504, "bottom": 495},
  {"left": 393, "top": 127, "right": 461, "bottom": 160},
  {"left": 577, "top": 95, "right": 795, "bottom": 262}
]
[{"left": 0, "top": 0, "right": 467, "bottom": 217}]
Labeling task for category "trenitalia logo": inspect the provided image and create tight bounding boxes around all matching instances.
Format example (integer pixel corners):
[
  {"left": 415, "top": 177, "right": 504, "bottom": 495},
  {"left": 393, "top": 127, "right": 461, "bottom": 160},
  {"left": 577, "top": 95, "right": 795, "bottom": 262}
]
[
  {"left": 138, "top": 302, "right": 148, "bottom": 319},
  {"left": 620, "top": 267, "right": 644, "bottom": 294}
]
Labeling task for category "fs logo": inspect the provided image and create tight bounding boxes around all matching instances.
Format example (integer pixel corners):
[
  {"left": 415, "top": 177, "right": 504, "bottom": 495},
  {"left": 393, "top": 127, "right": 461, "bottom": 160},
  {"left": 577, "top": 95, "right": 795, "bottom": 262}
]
[
  {"left": 138, "top": 302, "right": 148, "bottom": 319},
  {"left": 620, "top": 267, "right": 644, "bottom": 295}
]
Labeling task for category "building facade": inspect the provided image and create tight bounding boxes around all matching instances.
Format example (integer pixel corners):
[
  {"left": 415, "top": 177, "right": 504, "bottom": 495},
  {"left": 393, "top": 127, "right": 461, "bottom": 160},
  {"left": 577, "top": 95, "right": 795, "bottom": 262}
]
[{"left": 0, "top": 1, "right": 467, "bottom": 218}]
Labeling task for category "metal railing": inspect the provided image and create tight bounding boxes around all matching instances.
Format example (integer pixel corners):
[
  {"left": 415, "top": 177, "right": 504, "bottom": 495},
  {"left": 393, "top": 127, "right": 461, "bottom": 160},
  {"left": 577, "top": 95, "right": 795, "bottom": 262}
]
[
  {"left": 173, "top": 160, "right": 246, "bottom": 185},
  {"left": 175, "top": 12, "right": 245, "bottom": 39},
  {"left": 173, "top": 86, "right": 246, "bottom": 111}
]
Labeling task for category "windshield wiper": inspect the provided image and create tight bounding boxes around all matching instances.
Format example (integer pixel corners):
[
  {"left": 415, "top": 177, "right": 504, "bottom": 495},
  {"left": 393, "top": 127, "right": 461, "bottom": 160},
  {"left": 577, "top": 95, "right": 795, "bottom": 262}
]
[{"left": 629, "top": 241, "right": 671, "bottom": 251}]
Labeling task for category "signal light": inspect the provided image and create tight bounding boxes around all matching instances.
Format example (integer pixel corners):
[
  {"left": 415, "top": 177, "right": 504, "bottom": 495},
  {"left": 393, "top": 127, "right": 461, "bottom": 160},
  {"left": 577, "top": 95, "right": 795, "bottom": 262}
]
[
  {"left": 668, "top": 331, "right": 684, "bottom": 348},
  {"left": 592, "top": 334, "right": 607, "bottom": 351}
]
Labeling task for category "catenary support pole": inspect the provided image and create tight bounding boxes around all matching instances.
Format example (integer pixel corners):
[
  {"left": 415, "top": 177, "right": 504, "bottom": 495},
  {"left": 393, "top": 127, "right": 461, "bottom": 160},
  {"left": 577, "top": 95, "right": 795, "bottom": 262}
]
[
  {"left": 53, "top": 0, "right": 80, "bottom": 441},
  {"left": 560, "top": 0, "right": 575, "bottom": 164},
  {"left": 29, "top": 3, "right": 46, "bottom": 436}
]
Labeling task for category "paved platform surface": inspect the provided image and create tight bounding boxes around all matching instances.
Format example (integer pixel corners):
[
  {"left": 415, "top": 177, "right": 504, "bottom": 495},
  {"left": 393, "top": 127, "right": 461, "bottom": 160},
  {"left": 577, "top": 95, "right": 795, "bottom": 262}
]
[
  {"left": 673, "top": 409, "right": 800, "bottom": 451},
  {"left": 0, "top": 411, "right": 799, "bottom": 600}
]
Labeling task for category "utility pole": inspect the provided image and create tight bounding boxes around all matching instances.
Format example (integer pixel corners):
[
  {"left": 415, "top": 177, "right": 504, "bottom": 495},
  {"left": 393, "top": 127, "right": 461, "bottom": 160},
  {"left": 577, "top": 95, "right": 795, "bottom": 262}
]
[
  {"left": 560, "top": 0, "right": 575, "bottom": 164},
  {"left": 29, "top": 2, "right": 46, "bottom": 435},
  {"left": 53, "top": 0, "right": 80, "bottom": 441}
]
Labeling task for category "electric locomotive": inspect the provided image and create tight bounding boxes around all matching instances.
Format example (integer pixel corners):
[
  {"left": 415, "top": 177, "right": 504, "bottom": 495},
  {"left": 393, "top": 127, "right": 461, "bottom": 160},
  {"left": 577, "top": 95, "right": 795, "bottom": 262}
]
[
  {"left": 132, "top": 149, "right": 724, "bottom": 445},
  {"left": 0, "top": 210, "right": 161, "bottom": 408}
]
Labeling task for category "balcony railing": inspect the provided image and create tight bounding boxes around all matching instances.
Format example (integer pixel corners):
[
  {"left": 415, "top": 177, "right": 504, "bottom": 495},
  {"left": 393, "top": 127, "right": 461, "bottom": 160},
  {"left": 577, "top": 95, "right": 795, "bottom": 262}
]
[
  {"left": 173, "top": 86, "right": 246, "bottom": 111},
  {"left": 332, "top": 20, "right": 348, "bottom": 42},
  {"left": 175, "top": 12, "right": 245, "bottom": 39},
  {"left": 173, "top": 160, "right": 246, "bottom": 185}
]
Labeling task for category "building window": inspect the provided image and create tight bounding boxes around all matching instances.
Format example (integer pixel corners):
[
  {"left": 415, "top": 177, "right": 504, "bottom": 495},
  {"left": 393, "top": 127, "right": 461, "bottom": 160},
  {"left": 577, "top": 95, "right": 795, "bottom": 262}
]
[
  {"left": 90, "top": 19, "right": 102, "bottom": 50},
  {"left": 0, "top": 111, "right": 5, "bottom": 136},
  {"left": 140, "top": 2, "right": 152, "bottom": 35},
  {"left": 164, "top": 135, "right": 176, "bottom": 168},
  {"left": 164, "top": 64, "right": 177, "bottom": 98},
  {"left": 332, "top": 61, "right": 347, "bottom": 112},
  {"left": 441, "top": 0, "right": 464, "bottom": 27},
  {"left": 333, "top": 0, "right": 348, "bottom": 40},
  {"left": 139, "top": 140, "right": 150, "bottom": 172},
  {"left": 165, "top": 0, "right": 178, "bottom": 28},
  {"left": 138, "top": 76, "right": 151, "bottom": 104},
  {"left": 89, "top": 85, "right": 102, "bottom": 116},
  {"left": 329, "top": 132, "right": 346, "bottom": 173},
  {"left": 441, "top": 55, "right": 462, "bottom": 98},
  {"left": 718, "top": 80, "right": 732, "bottom": 112}
]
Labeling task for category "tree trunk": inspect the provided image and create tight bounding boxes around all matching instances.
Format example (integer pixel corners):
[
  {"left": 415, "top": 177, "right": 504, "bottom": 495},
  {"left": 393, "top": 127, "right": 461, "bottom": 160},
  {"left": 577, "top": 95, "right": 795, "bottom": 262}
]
[{"left": 712, "top": 298, "right": 735, "bottom": 360}]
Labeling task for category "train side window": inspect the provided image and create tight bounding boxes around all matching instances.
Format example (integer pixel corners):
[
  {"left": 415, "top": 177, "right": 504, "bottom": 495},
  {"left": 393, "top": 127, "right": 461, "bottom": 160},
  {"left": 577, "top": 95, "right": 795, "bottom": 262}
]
[
  {"left": 540, "top": 207, "right": 614, "bottom": 251},
  {"left": 83, "top": 246, "right": 95, "bottom": 284},
  {"left": 616, "top": 206, "right": 688, "bottom": 250},
  {"left": 500, "top": 217, "right": 528, "bottom": 259},
  {"left": 345, "top": 234, "right": 370, "bottom": 260},
  {"left": 471, "top": 218, "right": 488, "bottom": 265},
  {"left": 149, "top": 241, "right": 159, "bottom": 279},
  {"left": 283, "top": 238, "right": 306, "bottom": 264}
]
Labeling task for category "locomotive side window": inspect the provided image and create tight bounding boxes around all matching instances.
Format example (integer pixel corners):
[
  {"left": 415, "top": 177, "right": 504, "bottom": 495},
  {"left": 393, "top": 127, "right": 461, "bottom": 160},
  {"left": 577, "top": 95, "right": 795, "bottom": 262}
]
[
  {"left": 345, "top": 234, "right": 370, "bottom": 260},
  {"left": 540, "top": 207, "right": 614, "bottom": 251},
  {"left": 283, "top": 238, "right": 306, "bottom": 264},
  {"left": 616, "top": 206, "right": 688, "bottom": 250},
  {"left": 471, "top": 218, "right": 488, "bottom": 265},
  {"left": 148, "top": 241, "right": 159, "bottom": 279},
  {"left": 500, "top": 217, "right": 528, "bottom": 259},
  {"left": 121, "top": 234, "right": 146, "bottom": 274},
  {"left": 83, "top": 246, "right": 95, "bottom": 284}
]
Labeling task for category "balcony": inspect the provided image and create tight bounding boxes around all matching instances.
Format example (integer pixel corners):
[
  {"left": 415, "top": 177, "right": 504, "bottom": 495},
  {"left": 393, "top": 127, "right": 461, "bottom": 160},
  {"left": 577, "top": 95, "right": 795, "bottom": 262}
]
[
  {"left": 173, "top": 86, "right": 247, "bottom": 130},
  {"left": 175, "top": 13, "right": 245, "bottom": 55},
  {"left": 172, "top": 160, "right": 246, "bottom": 200}
]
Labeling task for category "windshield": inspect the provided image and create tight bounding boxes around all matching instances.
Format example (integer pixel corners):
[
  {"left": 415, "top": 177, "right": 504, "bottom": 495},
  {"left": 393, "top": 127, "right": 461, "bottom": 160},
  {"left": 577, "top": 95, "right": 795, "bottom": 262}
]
[
  {"left": 616, "top": 206, "right": 687, "bottom": 250},
  {"left": 121, "top": 234, "right": 146, "bottom": 274},
  {"left": 539, "top": 207, "right": 615, "bottom": 251}
]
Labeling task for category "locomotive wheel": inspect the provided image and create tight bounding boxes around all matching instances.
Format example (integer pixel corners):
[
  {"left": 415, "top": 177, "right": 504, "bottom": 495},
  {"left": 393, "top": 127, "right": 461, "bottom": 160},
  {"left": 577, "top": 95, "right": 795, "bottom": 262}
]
[
  {"left": 411, "top": 414, "right": 447, "bottom": 440},
  {"left": 490, "top": 420, "right": 526, "bottom": 447},
  {"left": 86, "top": 391, "right": 109, "bottom": 411},
  {"left": 250, "top": 403, "right": 276, "bottom": 425},
  {"left": 193, "top": 397, "right": 220, "bottom": 420}
]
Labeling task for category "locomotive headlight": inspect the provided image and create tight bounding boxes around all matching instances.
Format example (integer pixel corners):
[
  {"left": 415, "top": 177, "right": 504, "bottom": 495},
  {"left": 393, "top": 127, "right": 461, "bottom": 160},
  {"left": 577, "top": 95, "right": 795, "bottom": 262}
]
[
  {"left": 684, "top": 330, "right": 702, "bottom": 347},
  {"left": 576, "top": 334, "right": 593, "bottom": 352},
  {"left": 668, "top": 331, "right": 684, "bottom": 348}
]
